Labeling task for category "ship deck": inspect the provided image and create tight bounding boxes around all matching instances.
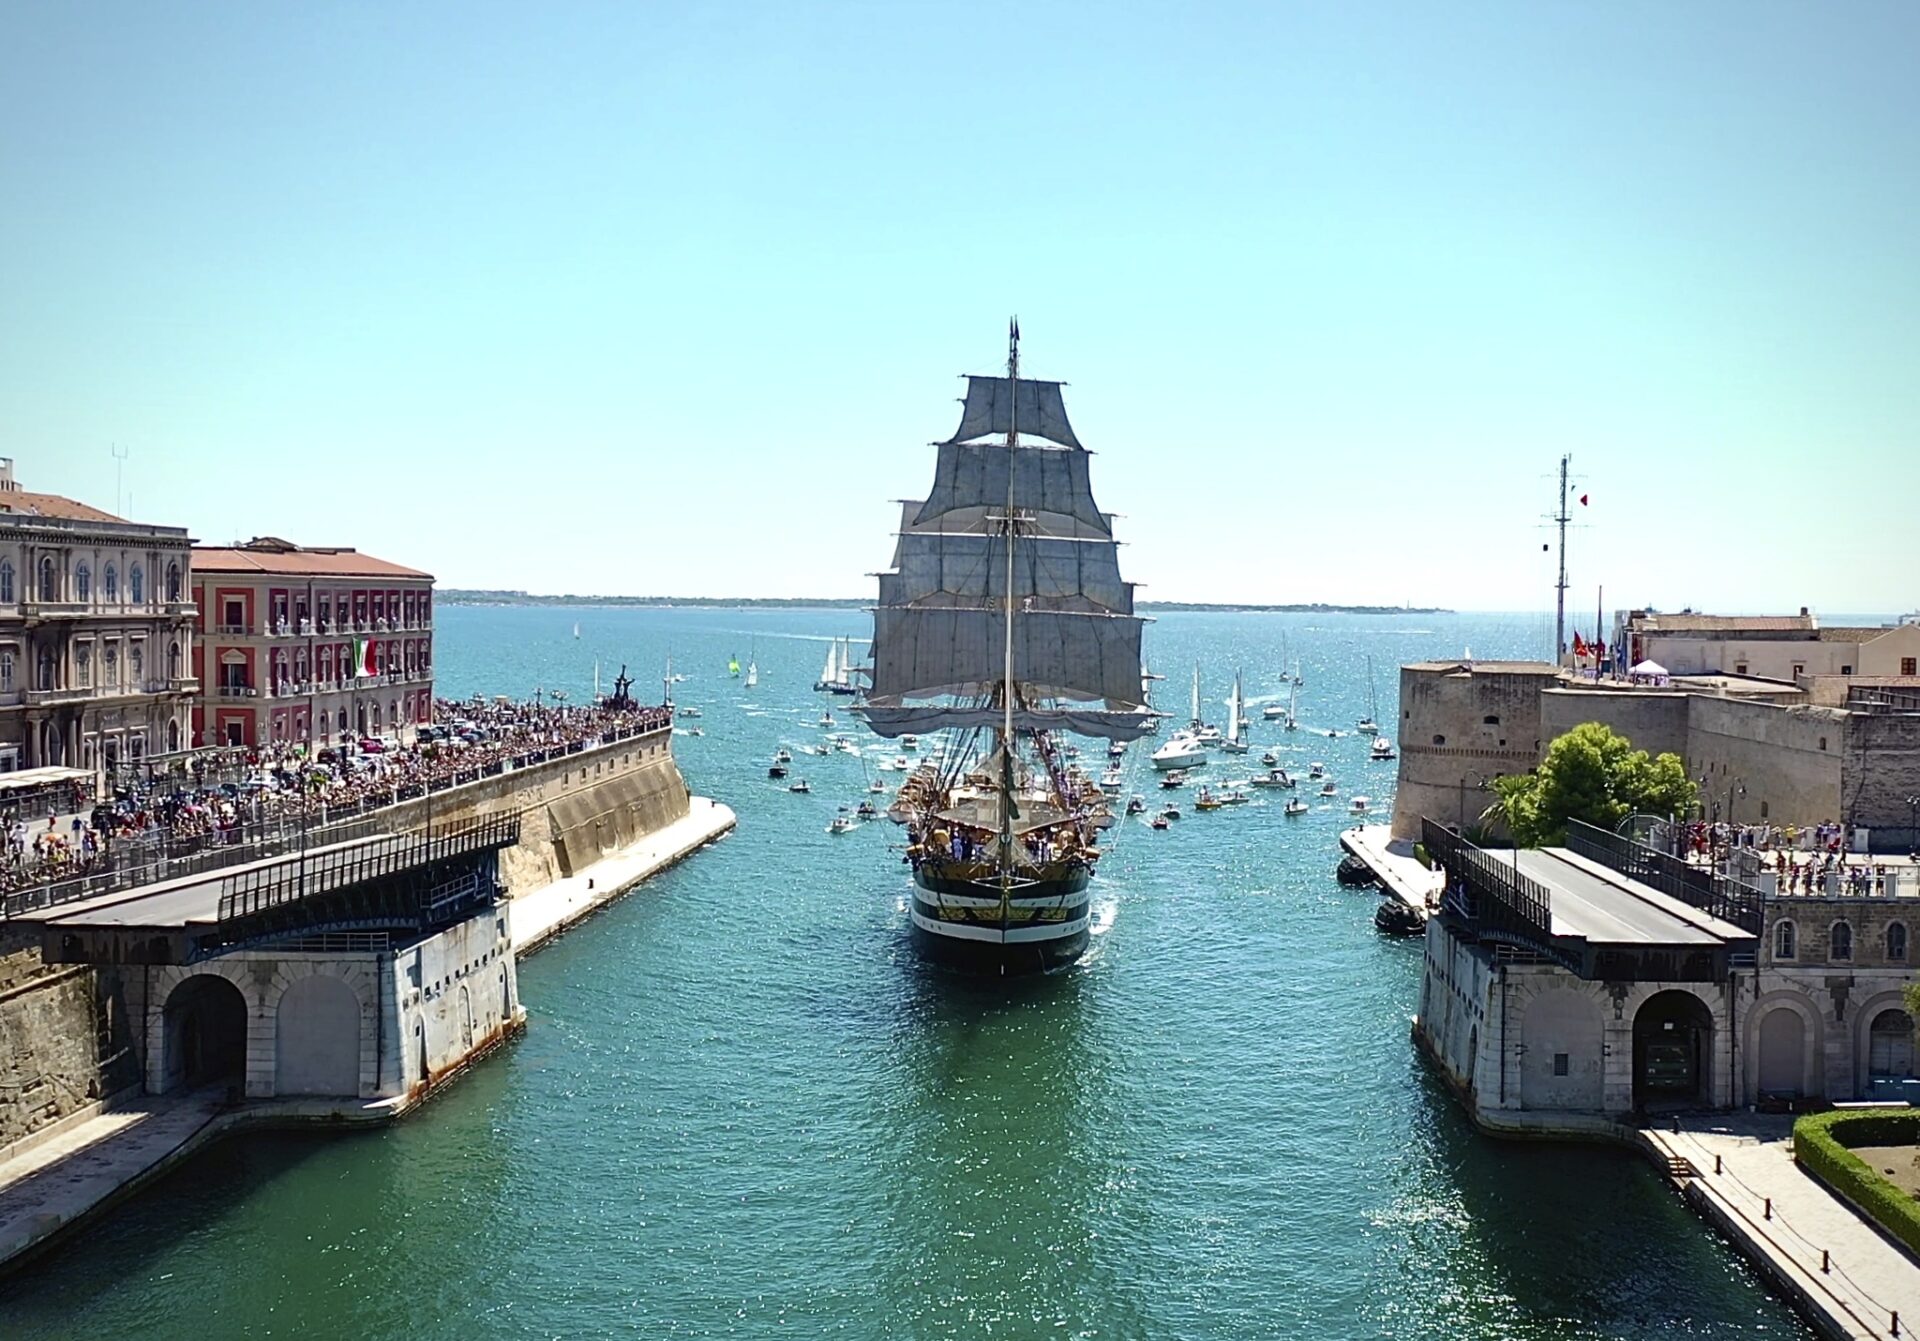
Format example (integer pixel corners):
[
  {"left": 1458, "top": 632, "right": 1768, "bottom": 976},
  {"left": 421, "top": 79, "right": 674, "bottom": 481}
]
[{"left": 933, "top": 794, "right": 1076, "bottom": 836}]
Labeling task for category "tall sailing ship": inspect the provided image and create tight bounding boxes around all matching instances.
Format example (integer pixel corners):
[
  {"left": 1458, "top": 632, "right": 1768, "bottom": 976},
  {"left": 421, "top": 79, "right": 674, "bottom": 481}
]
[{"left": 856, "top": 324, "right": 1155, "bottom": 973}]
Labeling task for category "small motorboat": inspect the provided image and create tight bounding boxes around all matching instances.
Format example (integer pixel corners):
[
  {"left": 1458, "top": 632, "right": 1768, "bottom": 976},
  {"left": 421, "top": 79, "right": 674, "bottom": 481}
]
[
  {"left": 1160, "top": 769, "right": 1188, "bottom": 790},
  {"left": 868, "top": 779, "right": 887, "bottom": 794},
  {"left": 774, "top": 748, "right": 792, "bottom": 764},
  {"left": 1161, "top": 805, "right": 1182, "bottom": 821},
  {"left": 1100, "top": 766, "right": 1125, "bottom": 793},
  {"left": 856, "top": 800, "right": 879, "bottom": 820},
  {"left": 677, "top": 705, "right": 702, "bottom": 719},
  {"left": 790, "top": 779, "right": 812, "bottom": 794},
  {"left": 1319, "top": 781, "right": 1338, "bottom": 797},
  {"left": 1259, "top": 749, "right": 1280, "bottom": 767},
  {"left": 1349, "top": 796, "right": 1371, "bottom": 814},
  {"left": 1063, "top": 744, "right": 1081, "bottom": 759},
  {"left": 1126, "top": 794, "right": 1147, "bottom": 815},
  {"left": 1196, "top": 724, "right": 1223, "bottom": 746},
  {"left": 901, "top": 735, "right": 919, "bottom": 751},
  {"left": 835, "top": 737, "right": 859, "bottom": 755},
  {"left": 1262, "top": 704, "right": 1287, "bottom": 720},
  {"left": 769, "top": 764, "right": 789, "bottom": 779},
  {"left": 687, "top": 727, "right": 704, "bottom": 737},
  {"left": 1370, "top": 737, "right": 1396, "bottom": 761},
  {"left": 1308, "top": 761, "right": 1326, "bottom": 779},
  {"left": 1218, "top": 787, "right": 1250, "bottom": 806},
  {"left": 1150, "top": 815, "right": 1171, "bottom": 830},
  {"left": 1108, "top": 741, "right": 1127, "bottom": 759},
  {"left": 1194, "top": 786, "right": 1223, "bottom": 811},
  {"left": 818, "top": 711, "right": 835, "bottom": 728},
  {"left": 1249, "top": 768, "right": 1295, "bottom": 789},
  {"left": 1284, "top": 797, "right": 1309, "bottom": 816},
  {"left": 828, "top": 814, "right": 857, "bottom": 835},
  {"left": 891, "top": 756, "right": 909, "bottom": 771}
]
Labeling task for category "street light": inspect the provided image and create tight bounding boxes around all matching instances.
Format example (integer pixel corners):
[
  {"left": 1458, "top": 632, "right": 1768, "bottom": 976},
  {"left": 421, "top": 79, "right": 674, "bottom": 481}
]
[{"left": 1907, "top": 794, "right": 1919, "bottom": 859}]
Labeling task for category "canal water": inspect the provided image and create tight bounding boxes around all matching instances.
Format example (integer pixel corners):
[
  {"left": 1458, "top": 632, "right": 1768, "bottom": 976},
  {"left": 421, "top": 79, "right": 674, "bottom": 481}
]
[{"left": 0, "top": 609, "right": 1811, "bottom": 1339}]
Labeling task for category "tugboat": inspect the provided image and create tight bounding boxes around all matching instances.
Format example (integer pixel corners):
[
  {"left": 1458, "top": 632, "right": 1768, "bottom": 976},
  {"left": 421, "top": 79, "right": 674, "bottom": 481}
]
[{"left": 852, "top": 325, "right": 1154, "bottom": 973}]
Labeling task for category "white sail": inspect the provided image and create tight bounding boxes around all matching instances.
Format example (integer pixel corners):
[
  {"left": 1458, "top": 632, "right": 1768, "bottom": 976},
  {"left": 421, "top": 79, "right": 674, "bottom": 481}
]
[
  {"left": 1190, "top": 663, "right": 1201, "bottom": 726},
  {"left": 1228, "top": 672, "right": 1243, "bottom": 744},
  {"left": 821, "top": 640, "right": 838, "bottom": 684},
  {"left": 746, "top": 660, "right": 758, "bottom": 688}
]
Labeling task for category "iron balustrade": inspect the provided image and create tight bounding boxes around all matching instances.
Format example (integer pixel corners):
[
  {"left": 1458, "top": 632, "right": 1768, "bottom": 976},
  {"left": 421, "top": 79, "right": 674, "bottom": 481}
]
[
  {"left": 1566, "top": 819, "right": 1765, "bottom": 934},
  {"left": 215, "top": 814, "right": 519, "bottom": 923},
  {"left": 1423, "top": 819, "right": 1575, "bottom": 969}
]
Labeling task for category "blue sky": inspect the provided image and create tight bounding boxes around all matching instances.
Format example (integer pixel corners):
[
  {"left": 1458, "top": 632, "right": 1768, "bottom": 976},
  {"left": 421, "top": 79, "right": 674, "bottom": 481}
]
[{"left": 3, "top": 2, "right": 1915, "bottom": 612}]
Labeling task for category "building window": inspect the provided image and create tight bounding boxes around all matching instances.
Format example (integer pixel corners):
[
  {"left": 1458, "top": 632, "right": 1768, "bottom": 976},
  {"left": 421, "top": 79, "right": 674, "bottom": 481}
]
[
  {"left": 1819, "top": 737, "right": 1828, "bottom": 752},
  {"left": 38, "top": 557, "right": 56, "bottom": 601},
  {"left": 130, "top": 564, "right": 144, "bottom": 603},
  {"left": 1791, "top": 663, "right": 1805, "bottom": 679},
  {"left": 104, "top": 563, "right": 118, "bottom": 601},
  {"left": 0, "top": 561, "right": 11, "bottom": 604},
  {"left": 1760, "top": 801, "right": 1769, "bottom": 819},
  {"left": 76, "top": 646, "right": 92, "bottom": 689},
  {"left": 130, "top": 645, "right": 144, "bottom": 687},
  {"left": 165, "top": 562, "right": 181, "bottom": 602},
  {"left": 1905, "top": 657, "right": 1918, "bottom": 677},
  {"left": 1735, "top": 662, "right": 1748, "bottom": 676},
  {"left": 104, "top": 644, "right": 119, "bottom": 689},
  {"left": 1774, "top": 920, "right": 1796, "bottom": 960},
  {"left": 75, "top": 563, "right": 91, "bottom": 601},
  {"left": 1890, "top": 924, "right": 1909, "bottom": 963},
  {"left": 169, "top": 641, "right": 181, "bottom": 679},
  {"left": 1483, "top": 714, "right": 1500, "bottom": 725},
  {"left": 1432, "top": 734, "right": 1446, "bottom": 746},
  {"left": 1552, "top": 1053, "right": 1569, "bottom": 1077},
  {"left": 37, "top": 652, "right": 54, "bottom": 690},
  {"left": 1831, "top": 921, "right": 1853, "bottom": 962},
  {"left": 0, "top": 650, "right": 11, "bottom": 692},
  {"left": 1841, "top": 665, "right": 1853, "bottom": 676}
]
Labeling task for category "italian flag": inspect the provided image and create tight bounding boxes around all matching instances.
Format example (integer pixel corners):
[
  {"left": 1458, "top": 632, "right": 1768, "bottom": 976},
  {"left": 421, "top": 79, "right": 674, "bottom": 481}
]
[{"left": 353, "top": 637, "right": 379, "bottom": 678}]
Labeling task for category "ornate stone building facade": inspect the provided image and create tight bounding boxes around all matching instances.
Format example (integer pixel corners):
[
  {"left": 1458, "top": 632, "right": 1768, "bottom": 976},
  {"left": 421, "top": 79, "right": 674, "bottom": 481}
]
[
  {"left": 190, "top": 537, "right": 434, "bottom": 749},
  {"left": 0, "top": 460, "right": 196, "bottom": 772}
]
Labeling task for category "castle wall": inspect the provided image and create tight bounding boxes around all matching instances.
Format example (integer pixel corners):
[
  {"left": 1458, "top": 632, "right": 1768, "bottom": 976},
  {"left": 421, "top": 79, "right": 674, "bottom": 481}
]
[
  {"left": 1391, "top": 666, "right": 1553, "bottom": 839},
  {"left": 0, "top": 933, "right": 140, "bottom": 1149},
  {"left": 1540, "top": 688, "right": 1690, "bottom": 762},
  {"left": 1686, "top": 698, "right": 1844, "bottom": 828}
]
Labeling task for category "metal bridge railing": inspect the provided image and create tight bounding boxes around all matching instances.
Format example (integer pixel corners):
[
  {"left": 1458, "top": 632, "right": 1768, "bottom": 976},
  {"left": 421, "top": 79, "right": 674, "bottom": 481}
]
[
  {"left": 1566, "top": 819, "right": 1765, "bottom": 934},
  {"left": 215, "top": 814, "right": 521, "bottom": 923}
]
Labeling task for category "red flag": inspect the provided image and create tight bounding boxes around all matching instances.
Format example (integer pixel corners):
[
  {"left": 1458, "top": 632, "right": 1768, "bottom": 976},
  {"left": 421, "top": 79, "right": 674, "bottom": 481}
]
[
  {"left": 1580, "top": 493, "right": 1589, "bottom": 506},
  {"left": 1573, "top": 632, "right": 1588, "bottom": 657}
]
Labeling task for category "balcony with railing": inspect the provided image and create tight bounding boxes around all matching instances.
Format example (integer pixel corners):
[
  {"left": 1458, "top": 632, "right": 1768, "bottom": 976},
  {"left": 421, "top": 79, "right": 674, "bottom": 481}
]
[
  {"left": 213, "top": 683, "right": 259, "bottom": 700},
  {"left": 24, "top": 684, "right": 97, "bottom": 706},
  {"left": 22, "top": 601, "right": 91, "bottom": 620},
  {"left": 214, "top": 622, "right": 252, "bottom": 636}
]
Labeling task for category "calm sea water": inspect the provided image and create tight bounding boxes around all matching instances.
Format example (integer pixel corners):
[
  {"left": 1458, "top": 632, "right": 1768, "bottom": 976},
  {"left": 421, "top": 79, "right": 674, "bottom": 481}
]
[{"left": 0, "top": 608, "right": 1810, "bottom": 1339}]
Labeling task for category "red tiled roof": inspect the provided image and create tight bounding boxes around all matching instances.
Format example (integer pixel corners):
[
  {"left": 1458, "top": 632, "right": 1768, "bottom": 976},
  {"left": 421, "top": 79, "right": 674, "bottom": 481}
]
[
  {"left": 0, "top": 489, "right": 124, "bottom": 523},
  {"left": 193, "top": 542, "right": 431, "bottom": 580}
]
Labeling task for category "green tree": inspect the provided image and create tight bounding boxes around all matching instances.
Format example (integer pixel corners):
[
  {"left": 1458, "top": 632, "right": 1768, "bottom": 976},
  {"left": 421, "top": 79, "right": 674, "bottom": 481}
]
[{"left": 1491, "top": 721, "right": 1697, "bottom": 847}]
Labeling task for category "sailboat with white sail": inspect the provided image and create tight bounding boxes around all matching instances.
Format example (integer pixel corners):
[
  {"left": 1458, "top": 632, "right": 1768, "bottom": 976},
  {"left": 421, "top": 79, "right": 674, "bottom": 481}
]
[
  {"left": 1357, "top": 655, "right": 1380, "bottom": 734},
  {"left": 1220, "top": 670, "right": 1250, "bottom": 753},
  {"left": 855, "top": 324, "right": 1151, "bottom": 973}
]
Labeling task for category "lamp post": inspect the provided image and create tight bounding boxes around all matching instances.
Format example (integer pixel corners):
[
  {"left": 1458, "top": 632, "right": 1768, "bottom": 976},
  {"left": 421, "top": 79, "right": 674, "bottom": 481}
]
[
  {"left": 1907, "top": 794, "right": 1919, "bottom": 859},
  {"left": 1724, "top": 779, "right": 1746, "bottom": 869}
]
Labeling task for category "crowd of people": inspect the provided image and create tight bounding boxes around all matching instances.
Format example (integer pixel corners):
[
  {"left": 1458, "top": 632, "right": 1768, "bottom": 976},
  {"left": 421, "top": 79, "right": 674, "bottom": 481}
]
[
  {"left": 1, "top": 697, "right": 673, "bottom": 898},
  {"left": 1683, "top": 820, "right": 1857, "bottom": 857}
]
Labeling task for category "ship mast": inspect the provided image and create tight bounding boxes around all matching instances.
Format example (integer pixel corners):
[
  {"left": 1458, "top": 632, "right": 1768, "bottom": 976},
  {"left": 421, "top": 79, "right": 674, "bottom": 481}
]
[{"left": 999, "top": 318, "right": 1020, "bottom": 873}]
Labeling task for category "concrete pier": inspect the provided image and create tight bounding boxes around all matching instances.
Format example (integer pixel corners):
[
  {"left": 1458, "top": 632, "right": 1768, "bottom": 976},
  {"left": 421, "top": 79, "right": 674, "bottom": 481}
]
[
  {"left": 1338, "top": 823, "right": 1442, "bottom": 921},
  {"left": 1639, "top": 1116, "right": 1920, "bottom": 1341}
]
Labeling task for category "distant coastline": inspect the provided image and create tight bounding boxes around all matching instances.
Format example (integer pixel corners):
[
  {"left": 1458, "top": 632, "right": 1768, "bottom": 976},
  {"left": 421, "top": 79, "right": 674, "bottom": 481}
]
[{"left": 439, "top": 589, "right": 1452, "bottom": 615}]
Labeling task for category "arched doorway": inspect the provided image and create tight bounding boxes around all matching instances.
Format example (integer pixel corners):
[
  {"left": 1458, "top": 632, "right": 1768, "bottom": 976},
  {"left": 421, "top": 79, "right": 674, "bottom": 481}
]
[
  {"left": 275, "top": 975, "right": 362, "bottom": 1096},
  {"left": 1634, "top": 990, "right": 1714, "bottom": 1110},
  {"left": 163, "top": 975, "right": 248, "bottom": 1091},
  {"left": 1868, "top": 1009, "right": 1916, "bottom": 1100},
  {"left": 1757, "top": 1007, "right": 1806, "bottom": 1099}
]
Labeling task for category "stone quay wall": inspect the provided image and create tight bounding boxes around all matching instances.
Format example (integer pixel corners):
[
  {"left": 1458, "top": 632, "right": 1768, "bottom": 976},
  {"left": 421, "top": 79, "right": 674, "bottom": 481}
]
[{"left": 0, "top": 730, "right": 694, "bottom": 1148}]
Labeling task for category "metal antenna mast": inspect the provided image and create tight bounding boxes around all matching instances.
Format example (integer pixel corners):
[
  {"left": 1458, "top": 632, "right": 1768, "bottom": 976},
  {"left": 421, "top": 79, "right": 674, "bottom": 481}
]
[
  {"left": 111, "top": 443, "right": 129, "bottom": 517},
  {"left": 1553, "top": 453, "right": 1571, "bottom": 665}
]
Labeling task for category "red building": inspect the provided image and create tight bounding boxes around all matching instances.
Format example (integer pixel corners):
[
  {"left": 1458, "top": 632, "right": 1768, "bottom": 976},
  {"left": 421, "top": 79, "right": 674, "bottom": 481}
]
[{"left": 190, "top": 537, "right": 434, "bottom": 749}]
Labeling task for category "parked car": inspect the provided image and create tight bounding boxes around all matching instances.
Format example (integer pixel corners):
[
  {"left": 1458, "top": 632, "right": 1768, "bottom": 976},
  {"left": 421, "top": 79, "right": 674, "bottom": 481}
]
[{"left": 357, "top": 737, "right": 387, "bottom": 754}]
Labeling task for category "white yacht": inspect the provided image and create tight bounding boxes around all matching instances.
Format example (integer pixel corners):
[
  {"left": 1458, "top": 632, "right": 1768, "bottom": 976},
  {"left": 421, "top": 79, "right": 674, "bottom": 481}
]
[
  {"left": 1099, "top": 765, "right": 1125, "bottom": 793},
  {"left": 1152, "top": 731, "right": 1209, "bottom": 771},
  {"left": 1370, "top": 737, "right": 1395, "bottom": 761},
  {"left": 901, "top": 735, "right": 919, "bottom": 751},
  {"left": 1349, "top": 796, "right": 1371, "bottom": 814},
  {"left": 1284, "top": 797, "right": 1309, "bottom": 816}
]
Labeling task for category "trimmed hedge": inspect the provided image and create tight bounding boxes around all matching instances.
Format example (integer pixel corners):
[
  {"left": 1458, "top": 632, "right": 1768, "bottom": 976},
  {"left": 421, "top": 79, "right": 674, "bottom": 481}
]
[{"left": 1793, "top": 1109, "right": 1920, "bottom": 1258}]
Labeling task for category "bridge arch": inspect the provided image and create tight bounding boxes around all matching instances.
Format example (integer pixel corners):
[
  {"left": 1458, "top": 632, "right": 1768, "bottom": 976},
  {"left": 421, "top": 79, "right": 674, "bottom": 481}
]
[{"left": 161, "top": 974, "right": 249, "bottom": 1091}]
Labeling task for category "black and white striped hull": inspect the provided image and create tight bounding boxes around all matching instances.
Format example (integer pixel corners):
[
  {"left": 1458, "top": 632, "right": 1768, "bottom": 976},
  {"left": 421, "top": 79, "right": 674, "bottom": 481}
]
[{"left": 908, "top": 867, "right": 1093, "bottom": 974}]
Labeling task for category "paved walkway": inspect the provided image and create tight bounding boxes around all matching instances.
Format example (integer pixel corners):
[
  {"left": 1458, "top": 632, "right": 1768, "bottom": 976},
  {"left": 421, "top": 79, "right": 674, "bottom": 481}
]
[
  {"left": 1647, "top": 1115, "right": 1920, "bottom": 1340},
  {"left": 1339, "top": 823, "right": 1442, "bottom": 920},
  {"left": 508, "top": 795, "right": 735, "bottom": 952},
  {"left": 0, "top": 1087, "right": 226, "bottom": 1268}
]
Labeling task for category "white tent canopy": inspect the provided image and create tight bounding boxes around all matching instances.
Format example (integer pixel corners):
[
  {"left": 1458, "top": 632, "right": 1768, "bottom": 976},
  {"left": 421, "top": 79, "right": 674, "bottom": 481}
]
[{"left": 1630, "top": 659, "right": 1670, "bottom": 676}]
